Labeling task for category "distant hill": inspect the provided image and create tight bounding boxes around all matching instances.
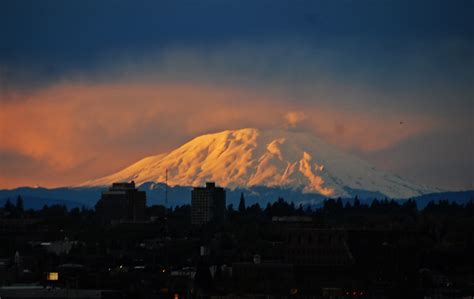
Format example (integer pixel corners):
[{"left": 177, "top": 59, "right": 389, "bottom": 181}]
[
  {"left": 0, "top": 195, "right": 84, "bottom": 210},
  {"left": 0, "top": 184, "right": 471, "bottom": 210},
  {"left": 0, "top": 186, "right": 104, "bottom": 209},
  {"left": 409, "top": 190, "right": 474, "bottom": 209}
]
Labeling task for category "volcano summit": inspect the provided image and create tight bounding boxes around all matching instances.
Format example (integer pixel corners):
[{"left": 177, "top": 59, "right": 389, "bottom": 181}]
[{"left": 81, "top": 128, "right": 435, "bottom": 198}]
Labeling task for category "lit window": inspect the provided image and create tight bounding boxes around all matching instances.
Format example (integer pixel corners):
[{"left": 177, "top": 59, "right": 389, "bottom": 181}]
[{"left": 47, "top": 272, "right": 59, "bottom": 281}]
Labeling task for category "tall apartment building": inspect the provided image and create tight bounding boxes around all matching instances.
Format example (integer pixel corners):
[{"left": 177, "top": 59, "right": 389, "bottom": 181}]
[{"left": 191, "top": 182, "right": 226, "bottom": 225}]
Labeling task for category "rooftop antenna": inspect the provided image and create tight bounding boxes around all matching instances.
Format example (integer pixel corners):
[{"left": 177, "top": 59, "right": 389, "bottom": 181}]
[
  {"left": 164, "top": 168, "right": 169, "bottom": 238},
  {"left": 165, "top": 168, "right": 168, "bottom": 206}
]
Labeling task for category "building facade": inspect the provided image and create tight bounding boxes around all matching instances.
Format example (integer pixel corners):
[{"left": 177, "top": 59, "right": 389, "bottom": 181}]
[
  {"left": 232, "top": 261, "right": 295, "bottom": 295},
  {"left": 95, "top": 181, "right": 146, "bottom": 223},
  {"left": 191, "top": 182, "right": 226, "bottom": 225}
]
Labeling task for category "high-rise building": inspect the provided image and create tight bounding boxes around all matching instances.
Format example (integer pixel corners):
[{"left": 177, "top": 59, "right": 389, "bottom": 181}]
[
  {"left": 191, "top": 182, "right": 226, "bottom": 225},
  {"left": 95, "top": 181, "right": 146, "bottom": 223}
]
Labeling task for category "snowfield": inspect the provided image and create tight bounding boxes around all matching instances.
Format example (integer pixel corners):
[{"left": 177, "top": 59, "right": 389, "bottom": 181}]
[{"left": 81, "top": 128, "right": 435, "bottom": 198}]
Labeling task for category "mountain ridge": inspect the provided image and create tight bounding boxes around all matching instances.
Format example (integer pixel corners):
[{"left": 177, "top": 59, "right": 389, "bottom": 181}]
[{"left": 80, "top": 128, "right": 436, "bottom": 198}]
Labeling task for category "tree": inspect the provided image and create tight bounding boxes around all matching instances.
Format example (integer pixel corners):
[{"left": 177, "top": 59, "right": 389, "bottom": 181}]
[
  {"left": 264, "top": 203, "right": 272, "bottom": 217},
  {"left": 15, "top": 195, "right": 24, "bottom": 215},
  {"left": 403, "top": 199, "right": 417, "bottom": 215},
  {"left": 247, "top": 203, "right": 262, "bottom": 216},
  {"left": 353, "top": 196, "right": 361, "bottom": 210},
  {"left": 371, "top": 199, "right": 381, "bottom": 211},
  {"left": 3, "top": 199, "right": 14, "bottom": 217},
  {"left": 273, "top": 197, "right": 291, "bottom": 216},
  {"left": 238, "top": 193, "right": 246, "bottom": 212},
  {"left": 324, "top": 199, "right": 337, "bottom": 213},
  {"left": 336, "top": 198, "right": 343, "bottom": 211},
  {"left": 297, "top": 204, "right": 304, "bottom": 215}
]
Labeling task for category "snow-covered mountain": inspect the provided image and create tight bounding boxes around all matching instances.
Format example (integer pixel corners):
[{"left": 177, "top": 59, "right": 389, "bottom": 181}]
[{"left": 80, "top": 128, "right": 436, "bottom": 198}]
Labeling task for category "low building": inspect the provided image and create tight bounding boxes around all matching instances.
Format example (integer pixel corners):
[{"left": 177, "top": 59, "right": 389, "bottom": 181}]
[
  {"left": 232, "top": 260, "right": 295, "bottom": 295},
  {"left": 284, "top": 228, "right": 354, "bottom": 294},
  {"left": 284, "top": 228, "right": 353, "bottom": 266},
  {"left": 0, "top": 285, "right": 123, "bottom": 298}
]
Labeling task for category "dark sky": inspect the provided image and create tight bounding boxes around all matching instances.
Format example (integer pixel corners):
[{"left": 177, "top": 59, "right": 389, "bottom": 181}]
[{"left": 0, "top": 0, "right": 473, "bottom": 189}]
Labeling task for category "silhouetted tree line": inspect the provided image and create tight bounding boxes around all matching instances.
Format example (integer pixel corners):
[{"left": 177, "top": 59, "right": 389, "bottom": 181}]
[
  {"left": 1, "top": 196, "right": 24, "bottom": 218},
  {"left": 1, "top": 193, "right": 473, "bottom": 223},
  {"left": 227, "top": 193, "right": 474, "bottom": 219}
]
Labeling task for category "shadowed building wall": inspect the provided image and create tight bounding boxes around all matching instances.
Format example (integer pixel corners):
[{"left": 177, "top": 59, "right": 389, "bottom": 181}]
[
  {"left": 191, "top": 182, "right": 226, "bottom": 225},
  {"left": 95, "top": 181, "right": 146, "bottom": 223}
]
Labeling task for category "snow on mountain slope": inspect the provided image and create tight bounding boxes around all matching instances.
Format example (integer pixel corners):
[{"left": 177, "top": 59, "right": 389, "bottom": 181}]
[{"left": 80, "top": 128, "right": 435, "bottom": 198}]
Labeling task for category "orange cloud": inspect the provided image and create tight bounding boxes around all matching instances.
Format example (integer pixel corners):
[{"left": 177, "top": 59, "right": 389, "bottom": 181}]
[{"left": 0, "top": 81, "right": 436, "bottom": 188}]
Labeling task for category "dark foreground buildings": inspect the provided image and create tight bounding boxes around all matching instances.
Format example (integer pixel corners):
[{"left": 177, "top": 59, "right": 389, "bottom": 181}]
[
  {"left": 232, "top": 223, "right": 355, "bottom": 296},
  {"left": 191, "top": 182, "right": 226, "bottom": 225},
  {"left": 1, "top": 182, "right": 473, "bottom": 298},
  {"left": 95, "top": 181, "right": 146, "bottom": 223}
]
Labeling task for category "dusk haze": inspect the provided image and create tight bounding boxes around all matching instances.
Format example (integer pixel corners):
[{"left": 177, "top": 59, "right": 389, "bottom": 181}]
[{"left": 0, "top": 1, "right": 473, "bottom": 298}]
